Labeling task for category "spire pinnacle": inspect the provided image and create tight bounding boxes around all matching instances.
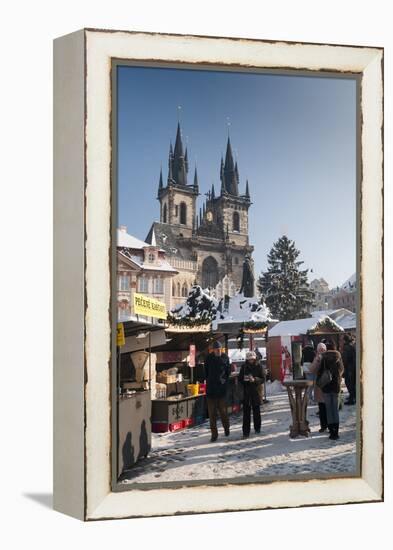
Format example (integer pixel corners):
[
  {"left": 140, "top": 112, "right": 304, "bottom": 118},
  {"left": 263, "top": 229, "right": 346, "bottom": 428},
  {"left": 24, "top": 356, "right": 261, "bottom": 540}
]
[
  {"left": 245, "top": 179, "right": 250, "bottom": 199},
  {"left": 193, "top": 166, "right": 199, "bottom": 189}
]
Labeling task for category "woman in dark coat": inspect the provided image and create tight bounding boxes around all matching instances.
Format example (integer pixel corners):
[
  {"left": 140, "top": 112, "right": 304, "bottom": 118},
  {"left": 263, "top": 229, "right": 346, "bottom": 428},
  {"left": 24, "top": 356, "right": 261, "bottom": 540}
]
[
  {"left": 317, "top": 340, "right": 344, "bottom": 440},
  {"left": 238, "top": 351, "right": 265, "bottom": 438}
]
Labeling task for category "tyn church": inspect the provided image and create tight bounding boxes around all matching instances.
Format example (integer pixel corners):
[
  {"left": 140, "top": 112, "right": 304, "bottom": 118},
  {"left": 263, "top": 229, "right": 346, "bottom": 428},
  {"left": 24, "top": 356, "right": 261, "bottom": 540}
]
[{"left": 145, "top": 122, "right": 254, "bottom": 307}]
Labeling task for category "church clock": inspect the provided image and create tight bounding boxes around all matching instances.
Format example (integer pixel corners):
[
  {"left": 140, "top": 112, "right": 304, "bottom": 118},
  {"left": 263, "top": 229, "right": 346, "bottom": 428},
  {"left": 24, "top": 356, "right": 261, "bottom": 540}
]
[{"left": 206, "top": 211, "right": 213, "bottom": 222}]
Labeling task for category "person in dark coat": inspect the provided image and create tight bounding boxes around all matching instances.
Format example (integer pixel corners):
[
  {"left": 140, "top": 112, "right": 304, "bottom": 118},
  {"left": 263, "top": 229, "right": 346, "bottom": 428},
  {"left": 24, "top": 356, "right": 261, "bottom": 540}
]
[
  {"left": 317, "top": 340, "right": 344, "bottom": 440},
  {"left": 204, "top": 341, "right": 231, "bottom": 442},
  {"left": 301, "top": 339, "right": 316, "bottom": 401},
  {"left": 238, "top": 351, "right": 265, "bottom": 438},
  {"left": 342, "top": 334, "right": 356, "bottom": 404}
]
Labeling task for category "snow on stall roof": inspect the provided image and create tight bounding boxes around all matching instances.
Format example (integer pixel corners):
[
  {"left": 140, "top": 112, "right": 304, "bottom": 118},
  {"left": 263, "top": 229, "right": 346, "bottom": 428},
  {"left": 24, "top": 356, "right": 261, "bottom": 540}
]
[
  {"left": 312, "top": 308, "right": 356, "bottom": 330},
  {"left": 212, "top": 293, "right": 271, "bottom": 329},
  {"left": 268, "top": 314, "right": 344, "bottom": 337}
]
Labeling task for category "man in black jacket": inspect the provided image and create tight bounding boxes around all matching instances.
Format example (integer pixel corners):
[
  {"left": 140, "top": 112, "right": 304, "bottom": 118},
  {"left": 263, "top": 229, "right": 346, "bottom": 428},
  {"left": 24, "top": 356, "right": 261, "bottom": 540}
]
[
  {"left": 239, "top": 351, "right": 265, "bottom": 438},
  {"left": 204, "top": 341, "right": 230, "bottom": 442},
  {"left": 342, "top": 334, "right": 356, "bottom": 405}
]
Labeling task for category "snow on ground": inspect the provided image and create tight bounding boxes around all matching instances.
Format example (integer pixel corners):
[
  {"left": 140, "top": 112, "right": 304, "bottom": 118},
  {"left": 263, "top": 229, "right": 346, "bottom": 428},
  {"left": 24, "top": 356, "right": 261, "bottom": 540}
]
[{"left": 120, "top": 387, "right": 357, "bottom": 484}]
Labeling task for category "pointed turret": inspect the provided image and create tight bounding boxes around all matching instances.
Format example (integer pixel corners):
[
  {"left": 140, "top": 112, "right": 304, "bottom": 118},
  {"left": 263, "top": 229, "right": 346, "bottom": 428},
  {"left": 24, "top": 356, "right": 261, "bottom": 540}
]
[
  {"left": 211, "top": 183, "right": 215, "bottom": 199},
  {"left": 193, "top": 166, "right": 199, "bottom": 191},
  {"left": 235, "top": 161, "right": 239, "bottom": 185},
  {"left": 185, "top": 148, "right": 189, "bottom": 173},
  {"left": 245, "top": 180, "right": 250, "bottom": 200},
  {"left": 158, "top": 167, "right": 164, "bottom": 194}
]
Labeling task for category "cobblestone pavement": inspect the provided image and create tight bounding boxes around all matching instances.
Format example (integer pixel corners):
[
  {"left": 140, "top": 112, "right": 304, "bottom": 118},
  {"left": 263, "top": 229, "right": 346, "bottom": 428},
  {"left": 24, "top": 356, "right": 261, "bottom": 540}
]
[{"left": 120, "top": 389, "right": 357, "bottom": 484}]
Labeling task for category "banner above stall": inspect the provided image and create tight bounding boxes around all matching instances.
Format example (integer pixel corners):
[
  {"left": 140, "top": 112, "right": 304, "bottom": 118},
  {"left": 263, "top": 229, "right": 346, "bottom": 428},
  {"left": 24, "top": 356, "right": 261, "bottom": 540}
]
[{"left": 133, "top": 293, "right": 167, "bottom": 320}]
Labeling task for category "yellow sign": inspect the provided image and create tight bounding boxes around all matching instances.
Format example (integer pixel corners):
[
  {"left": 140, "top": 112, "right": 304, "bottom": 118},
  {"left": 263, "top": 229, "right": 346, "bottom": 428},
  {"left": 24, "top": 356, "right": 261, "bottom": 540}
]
[
  {"left": 133, "top": 293, "right": 167, "bottom": 320},
  {"left": 117, "top": 323, "right": 125, "bottom": 347}
]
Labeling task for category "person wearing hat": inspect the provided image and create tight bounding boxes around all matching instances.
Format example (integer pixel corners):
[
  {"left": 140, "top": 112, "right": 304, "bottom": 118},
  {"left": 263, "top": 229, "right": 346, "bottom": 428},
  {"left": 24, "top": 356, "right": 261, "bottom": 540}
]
[
  {"left": 204, "top": 340, "right": 231, "bottom": 442},
  {"left": 238, "top": 350, "right": 265, "bottom": 438}
]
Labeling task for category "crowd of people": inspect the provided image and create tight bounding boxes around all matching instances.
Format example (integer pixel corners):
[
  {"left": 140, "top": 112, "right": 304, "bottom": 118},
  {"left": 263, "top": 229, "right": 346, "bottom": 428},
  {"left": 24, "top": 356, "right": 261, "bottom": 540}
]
[{"left": 203, "top": 335, "right": 356, "bottom": 443}]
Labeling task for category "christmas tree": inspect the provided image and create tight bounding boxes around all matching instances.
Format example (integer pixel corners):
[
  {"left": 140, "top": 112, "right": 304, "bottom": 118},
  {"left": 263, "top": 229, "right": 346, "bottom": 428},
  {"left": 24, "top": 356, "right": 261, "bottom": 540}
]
[{"left": 258, "top": 235, "right": 314, "bottom": 320}]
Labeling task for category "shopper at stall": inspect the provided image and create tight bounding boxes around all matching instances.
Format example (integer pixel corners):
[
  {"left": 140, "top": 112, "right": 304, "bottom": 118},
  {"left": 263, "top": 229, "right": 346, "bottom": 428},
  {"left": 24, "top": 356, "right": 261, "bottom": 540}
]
[
  {"left": 342, "top": 334, "right": 356, "bottom": 405},
  {"left": 317, "top": 340, "right": 344, "bottom": 440},
  {"left": 238, "top": 351, "right": 265, "bottom": 438},
  {"left": 310, "top": 342, "right": 328, "bottom": 432},
  {"left": 204, "top": 341, "right": 231, "bottom": 442}
]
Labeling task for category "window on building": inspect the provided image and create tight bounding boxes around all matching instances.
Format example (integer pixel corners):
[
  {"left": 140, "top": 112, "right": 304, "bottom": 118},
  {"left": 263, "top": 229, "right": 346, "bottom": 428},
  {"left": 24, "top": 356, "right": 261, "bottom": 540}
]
[
  {"left": 233, "top": 211, "right": 240, "bottom": 232},
  {"left": 234, "top": 257, "right": 239, "bottom": 265},
  {"left": 118, "top": 274, "right": 130, "bottom": 291},
  {"left": 175, "top": 205, "right": 179, "bottom": 216},
  {"left": 177, "top": 282, "right": 181, "bottom": 296},
  {"left": 138, "top": 276, "right": 149, "bottom": 293},
  {"left": 154, "top": 277, "right": 164, "bottom": 294},
  {"left": 163, "top": 203, "right": 167, "bottom": 223},
  {"left": 148, "top": 252, "right": 155, "bottom": 263},
  {"left": 172, "top": 282, "right": 176, "bottom": 296},
  {"left": 181, "top": 283, "right": 188, "bottom": 297},
  {"left": 180, "top": 202, "right": 187, "bottom": 225}
]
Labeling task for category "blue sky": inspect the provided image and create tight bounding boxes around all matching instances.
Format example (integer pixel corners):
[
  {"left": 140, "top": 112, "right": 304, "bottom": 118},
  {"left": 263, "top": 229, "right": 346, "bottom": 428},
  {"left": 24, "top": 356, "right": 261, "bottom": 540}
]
[{"left": 117, "top": 65, "right": 357, "bottom": 288}]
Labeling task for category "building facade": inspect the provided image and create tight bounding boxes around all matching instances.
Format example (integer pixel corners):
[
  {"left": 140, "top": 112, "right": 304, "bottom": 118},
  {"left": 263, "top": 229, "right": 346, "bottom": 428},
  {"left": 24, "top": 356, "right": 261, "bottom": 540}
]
[
  {"left": 328, "top": 273, "right": 357, "bottom": 313},
  {"left": 117, "top": 227, "right": 178, "bottom": 320},
  {"left": 309, "top": 277, "right": 330, "bottom": 311},
  {"left": 145, "top": 122, "right": 254, "bottom": 307}
]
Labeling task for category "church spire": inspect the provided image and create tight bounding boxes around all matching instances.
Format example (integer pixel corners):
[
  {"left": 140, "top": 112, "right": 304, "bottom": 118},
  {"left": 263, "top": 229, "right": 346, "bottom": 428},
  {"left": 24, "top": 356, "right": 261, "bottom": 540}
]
[
  {"left": 220, "top": 137, "right": 239, "bottom": 196},
  {"left": 211, "top": 183, "right": 215, "bottom": 199},
  {"left": 172, "top": 122, "right": 187, "bottom": 186},
  {"left": 224, "top": 137, "right": 235, "bottom": 172},
  {"left": 185, "top": 147, "right": 189, "bottom": 173}
]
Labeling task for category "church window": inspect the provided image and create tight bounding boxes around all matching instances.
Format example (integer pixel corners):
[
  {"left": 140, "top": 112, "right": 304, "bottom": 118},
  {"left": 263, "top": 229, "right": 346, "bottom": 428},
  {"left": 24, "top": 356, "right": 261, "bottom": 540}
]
[
  {"left": 177, "top": 282, "right": 181, "bottom": 296},
  {"left": 180, "top": 202, "right": 187, "bottom": 225},
  {"left": 175, "top": 205, "right": 179, "bottom": 216},
  {"left": 172, "top": 282, "right": 176, "bottom": 296},
  {"left": 181, "top": 283, "right": 188, "bottom": 297},
  {"left": 234, "top": 257, "right": 239, "bottom": 265},
  {"left": 233, "top": 211, "right": 240, "bottom": 232},
  {"left": 202, "top": 256, "right": 219, "bottom": 289},
  {"left": 163, "top": 203, "right": 168, "bottom": 223}
]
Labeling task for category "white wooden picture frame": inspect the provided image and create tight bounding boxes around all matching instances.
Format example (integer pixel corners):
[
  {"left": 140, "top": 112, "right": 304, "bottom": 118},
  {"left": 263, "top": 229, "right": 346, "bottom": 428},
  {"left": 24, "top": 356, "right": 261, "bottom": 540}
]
[{"left": 53, "top": 28, "right": 383, "bottom": 521}]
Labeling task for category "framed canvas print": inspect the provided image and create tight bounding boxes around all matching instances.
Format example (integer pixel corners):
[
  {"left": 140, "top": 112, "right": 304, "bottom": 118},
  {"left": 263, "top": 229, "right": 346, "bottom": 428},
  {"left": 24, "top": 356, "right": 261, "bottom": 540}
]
[{"left": 53, "top": 29, "right": 383, "bottom": 521}]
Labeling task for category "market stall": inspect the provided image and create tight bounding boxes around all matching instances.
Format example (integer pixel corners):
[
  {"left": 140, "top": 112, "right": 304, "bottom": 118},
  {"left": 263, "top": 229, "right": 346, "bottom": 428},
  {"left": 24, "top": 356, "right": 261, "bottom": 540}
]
[
  {"left": 116, "top": 293, "right": 168, "bottom": 476},
  {"left": 266, "top": 312, "right": 350, "bottom": 381},
  {"left": 150, "top": 325, "right": 214, "bottom": 432}
]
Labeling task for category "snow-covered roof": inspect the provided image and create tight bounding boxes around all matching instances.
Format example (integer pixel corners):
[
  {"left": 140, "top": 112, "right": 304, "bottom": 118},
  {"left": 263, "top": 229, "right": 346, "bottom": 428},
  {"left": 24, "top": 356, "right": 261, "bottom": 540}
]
[
  {"left": 341, "top": 273, "right": 356, "bottom": 291},
  {"left": 268, "top": 314, "right": 344, "bottom": 337},
  {"left": 118, "top": 250, "right": 177, "bottom": 273},
  {"left": 311, "top": 308, "right": 356, "bottom": 330},
  {"left": 117, "top": 228, "right": 150, "bottom": 249}
]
